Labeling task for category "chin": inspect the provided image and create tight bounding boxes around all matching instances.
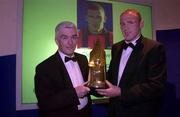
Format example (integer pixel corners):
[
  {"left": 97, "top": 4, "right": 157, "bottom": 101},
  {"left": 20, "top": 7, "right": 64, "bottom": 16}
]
[
  {"left": 64, "top": 51, "right": 73, "bottom": 56},
  {"left": 68, "top": 51, "right": 74, "bottom": 55},
  {"left": 125, "top": 39, "right": 133, "bottom": 42}
]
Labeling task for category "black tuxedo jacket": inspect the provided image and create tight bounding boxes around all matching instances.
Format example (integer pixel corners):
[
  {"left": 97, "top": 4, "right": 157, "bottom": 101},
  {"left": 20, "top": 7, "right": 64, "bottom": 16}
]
[
  {"left": 34, "top": 51, "right": 92, "bottom": 117},
  {"left": 107, "top": 36, "right": 167, "bottom": 117}
]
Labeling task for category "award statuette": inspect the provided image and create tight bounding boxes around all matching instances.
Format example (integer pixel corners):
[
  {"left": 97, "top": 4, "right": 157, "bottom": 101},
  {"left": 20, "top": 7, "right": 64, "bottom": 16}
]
[{"left": 86, "top": 40, "right": 107, "bottom": 89}]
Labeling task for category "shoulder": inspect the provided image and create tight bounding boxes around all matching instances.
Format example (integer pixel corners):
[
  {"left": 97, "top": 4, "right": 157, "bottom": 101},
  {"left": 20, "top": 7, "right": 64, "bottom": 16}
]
[
  {"left": 141, "top": 37, "right": 166, "bottom": 55},
  {"left": 35, "top": 52, "right": 59, "bottom": 71},
  {"left": 142, "top": 37, "right": 164, "bottom": 49}
]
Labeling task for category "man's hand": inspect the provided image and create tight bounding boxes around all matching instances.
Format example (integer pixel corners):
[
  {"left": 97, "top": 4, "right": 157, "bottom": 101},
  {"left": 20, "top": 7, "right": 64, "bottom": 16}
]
[
  {"left": 96, "top": 80, "right": 121, "bottom": 97},
  {"left": 75, "top": 82, "right": 90, "bottom": 98}
]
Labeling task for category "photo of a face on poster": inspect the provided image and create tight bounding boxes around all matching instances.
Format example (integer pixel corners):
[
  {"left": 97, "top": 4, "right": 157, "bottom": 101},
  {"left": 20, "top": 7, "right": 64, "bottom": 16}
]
[{"left": 77, "top": 0, "right": 113, "bottom": 49}]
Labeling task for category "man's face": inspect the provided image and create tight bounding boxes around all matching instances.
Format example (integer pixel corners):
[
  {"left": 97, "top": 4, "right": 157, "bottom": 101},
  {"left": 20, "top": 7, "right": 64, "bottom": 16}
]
[
  {"left": 120, "top": 12, "right": 143, "bottom": 42},
  {"left": 55, "top": 27, "right": 78, "bottom": 56},
  {"left": 86, "top": 9, "right": 105, "bottom": 34}
]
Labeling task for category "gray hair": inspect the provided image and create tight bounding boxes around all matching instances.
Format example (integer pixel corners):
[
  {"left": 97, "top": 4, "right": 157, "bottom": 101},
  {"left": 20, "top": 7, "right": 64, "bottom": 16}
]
[{"left": 55, "top": 21, "right": 77, "bottom": 38}]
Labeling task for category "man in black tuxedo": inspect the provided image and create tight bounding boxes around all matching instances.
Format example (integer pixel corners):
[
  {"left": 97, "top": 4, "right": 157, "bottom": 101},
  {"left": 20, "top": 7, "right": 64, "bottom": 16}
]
[
  {"left": 96, "top": 9, "right": 167, "bottom": 117},
  {"left": 34, "top": 21, "right": 92, "bottom": 117}
]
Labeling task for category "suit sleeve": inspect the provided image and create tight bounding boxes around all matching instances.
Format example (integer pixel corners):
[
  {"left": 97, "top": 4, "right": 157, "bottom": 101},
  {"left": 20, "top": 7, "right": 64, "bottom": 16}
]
[
  {"left": 34, "top": 64, "right": 79, "bottom": 111},
  {"left": 107, "top": 44, "right": 116, "bottom": 82}
]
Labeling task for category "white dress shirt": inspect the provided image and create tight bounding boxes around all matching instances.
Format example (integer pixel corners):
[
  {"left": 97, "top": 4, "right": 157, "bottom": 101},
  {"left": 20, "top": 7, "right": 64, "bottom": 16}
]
[
  {"left": 117, "top": 37, "right": 139, "bottom": 85},
  {"left": 58, "top": 51, "right": 88, "bottom": 110}
]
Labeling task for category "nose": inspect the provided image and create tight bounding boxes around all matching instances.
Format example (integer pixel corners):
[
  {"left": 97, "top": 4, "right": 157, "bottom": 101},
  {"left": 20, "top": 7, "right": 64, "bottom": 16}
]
[
  {"left": 121, "top": 23, "right": 129, "bottom": 31},
  {"left": 68, "top": 38, "right": 73, "bottom": 45}
]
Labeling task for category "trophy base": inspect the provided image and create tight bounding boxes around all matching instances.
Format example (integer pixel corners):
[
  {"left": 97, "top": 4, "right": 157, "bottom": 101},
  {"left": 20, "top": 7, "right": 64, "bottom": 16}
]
[
  {"left": 86, "top": 82, "right": 108, "bottom": 97},
  {"left": 86, "top": 81, "right": 108, "bottom": 89},
  {"left": 89, "top": 87, "right": 105, "bottom": 97}
]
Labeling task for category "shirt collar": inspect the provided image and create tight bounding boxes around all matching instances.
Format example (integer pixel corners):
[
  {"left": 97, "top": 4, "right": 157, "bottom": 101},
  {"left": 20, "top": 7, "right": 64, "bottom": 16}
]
[
  {"left": 125, "top": 35, "right": 141, "bottom": 46},
  {"left": 58, "top": 50, "right": 75, "bottom": 63}
]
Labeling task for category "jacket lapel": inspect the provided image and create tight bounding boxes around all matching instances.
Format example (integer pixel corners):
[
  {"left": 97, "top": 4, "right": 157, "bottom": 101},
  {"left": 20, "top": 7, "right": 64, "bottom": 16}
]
[
  {"left": 119, "top": 38, "right": 144, "bottom": 87},
  {"left": 75, "top": 53, "right": 87, "bottom": 82},
  {"left": 112, "top": 43, "right": 124, "bottom": 85},
  {"left": 54, "top": 51, "right": 74, "bottom": 88}
]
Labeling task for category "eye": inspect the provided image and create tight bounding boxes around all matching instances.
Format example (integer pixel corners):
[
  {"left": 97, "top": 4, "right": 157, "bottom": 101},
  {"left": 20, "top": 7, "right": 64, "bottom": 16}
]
[
  {"left": 60, "top": 35, "right": 68, "bottom": 40},
  {"left": 127, "top": 20, "right": 136, "bottom": 24},
  {"left": 88, "top": 15, "right": 94, "bottom": 18},
  {"left": 72, "top": 35, "right": 78, "bottom": 40}
]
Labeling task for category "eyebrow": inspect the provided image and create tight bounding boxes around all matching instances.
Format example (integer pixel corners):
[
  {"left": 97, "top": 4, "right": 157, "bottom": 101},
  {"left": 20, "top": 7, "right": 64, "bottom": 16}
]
[{"left": 60, "top": 34, "right": 78, "bottom": 37}]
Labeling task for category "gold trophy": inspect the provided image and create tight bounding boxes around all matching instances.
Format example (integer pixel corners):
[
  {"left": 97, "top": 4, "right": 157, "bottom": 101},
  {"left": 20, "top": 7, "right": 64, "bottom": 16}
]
[{"left": 87, "top": 40, "right": 107, "bottom": 89}]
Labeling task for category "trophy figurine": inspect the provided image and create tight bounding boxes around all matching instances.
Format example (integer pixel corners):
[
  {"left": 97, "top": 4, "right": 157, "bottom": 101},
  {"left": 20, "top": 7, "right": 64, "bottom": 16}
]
[{"left": 86, "top": 40, "right": 107, "bottom": 89}]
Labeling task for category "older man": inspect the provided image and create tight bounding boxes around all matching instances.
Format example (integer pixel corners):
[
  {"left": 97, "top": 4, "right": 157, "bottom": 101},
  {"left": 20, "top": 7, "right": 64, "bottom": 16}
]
[{"left": 34, "top": 21, "right": 92, "bottom": 117}]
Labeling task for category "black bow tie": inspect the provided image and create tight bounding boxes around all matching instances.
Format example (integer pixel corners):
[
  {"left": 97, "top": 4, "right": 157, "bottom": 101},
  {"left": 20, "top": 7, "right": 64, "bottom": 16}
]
[
  {"left": 65, "top": 56, "right": 77, "bottom": 62},
  {"left": 123, "top": 42, "right": 135, "bottom": 49}
]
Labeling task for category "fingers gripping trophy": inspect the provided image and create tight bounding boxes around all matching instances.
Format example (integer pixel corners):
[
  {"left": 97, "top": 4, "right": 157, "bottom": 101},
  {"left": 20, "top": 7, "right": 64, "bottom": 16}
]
[{"left": 86, "top": 39, "right": 108, "bottom": 92}]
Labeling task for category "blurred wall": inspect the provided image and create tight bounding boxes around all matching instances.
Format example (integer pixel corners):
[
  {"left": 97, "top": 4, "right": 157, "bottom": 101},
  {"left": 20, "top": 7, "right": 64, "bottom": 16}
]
[{"left": 0, "top": 0, "right": 180, "bottom": 56}]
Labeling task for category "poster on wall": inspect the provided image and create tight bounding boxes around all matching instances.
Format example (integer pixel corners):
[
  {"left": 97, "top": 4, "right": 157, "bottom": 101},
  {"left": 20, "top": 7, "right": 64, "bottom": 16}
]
[{"left": 16, "top": 0, "right": 152, "bottom": 110}]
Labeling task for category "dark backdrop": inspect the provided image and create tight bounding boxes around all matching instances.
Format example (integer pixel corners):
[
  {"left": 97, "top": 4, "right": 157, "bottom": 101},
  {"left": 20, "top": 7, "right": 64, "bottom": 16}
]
[{"left": 157, "top": 29, "right": 180, "bottom": 117}]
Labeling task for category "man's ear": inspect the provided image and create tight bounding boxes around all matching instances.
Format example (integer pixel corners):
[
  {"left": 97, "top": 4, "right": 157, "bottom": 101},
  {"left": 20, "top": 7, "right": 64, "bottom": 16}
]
[
  {"left": 140, "top": 20, "right": 144, "bottom": 29},
  {"left": 55, "top": 39, "right": 59, "bottom": 46}
]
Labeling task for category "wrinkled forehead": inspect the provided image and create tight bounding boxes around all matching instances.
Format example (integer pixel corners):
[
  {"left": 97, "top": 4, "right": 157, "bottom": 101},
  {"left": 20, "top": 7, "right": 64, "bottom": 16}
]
[
  {"left": 56, "top": 27, "right": 78, "bottom": 39},
  {"left": 56, "top": 24, "right": 75, "bottom": 32},
  {"left": 58, "top": 27, "right": 77, "bottom": 35}
]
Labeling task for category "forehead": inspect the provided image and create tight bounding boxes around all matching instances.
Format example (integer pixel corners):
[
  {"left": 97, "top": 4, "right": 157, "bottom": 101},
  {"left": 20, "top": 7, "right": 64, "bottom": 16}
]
[
  {"left": 87, "top": 9, "right": 101, "bottom": 15},
  {"left": 121, "top": 10, "right": 140, "bottom": 20},
  {"left": 120, "top": 13, "right": 139, "bottom": 21},
  {"left": 58, "top": 27, "right": 77, "bottom": 35}
]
